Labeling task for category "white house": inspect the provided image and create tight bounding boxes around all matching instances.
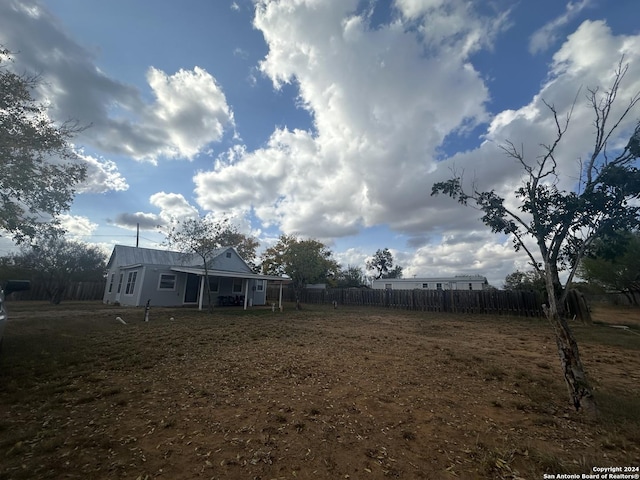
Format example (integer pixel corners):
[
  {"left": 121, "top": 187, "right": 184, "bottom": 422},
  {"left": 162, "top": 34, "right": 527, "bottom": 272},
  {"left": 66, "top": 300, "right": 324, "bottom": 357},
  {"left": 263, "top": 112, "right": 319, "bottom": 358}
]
[
  {"left": 371, "top": 275, "right": 488, "bottom": 291},
  {"left": 103, "top": 245, "right": 289, "bottom": 310}
]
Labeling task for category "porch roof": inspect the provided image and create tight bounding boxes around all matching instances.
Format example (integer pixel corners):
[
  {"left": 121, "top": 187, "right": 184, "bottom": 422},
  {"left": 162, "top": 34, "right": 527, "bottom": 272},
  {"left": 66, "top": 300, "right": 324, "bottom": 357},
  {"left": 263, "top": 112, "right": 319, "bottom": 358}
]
[{"left": 170, "top": 266, "right": 291, "bottom": 283}]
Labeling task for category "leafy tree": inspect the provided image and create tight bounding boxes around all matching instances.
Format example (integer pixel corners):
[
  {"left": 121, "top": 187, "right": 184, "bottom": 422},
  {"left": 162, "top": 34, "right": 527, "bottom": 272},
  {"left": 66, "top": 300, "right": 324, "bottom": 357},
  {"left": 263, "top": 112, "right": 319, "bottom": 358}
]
[
  {"left": 384, "top": 265, "right": 403, "bottom": 279},
  {"left": 12, "top": 235, "right": 106, "bottom": 304},
  {"left": 366, "top": 248, "right": 403, "bottom": 279},
  {"left": 164, "top": 216, "right": 259, "bottom": 310},
  {"left": 503, "top": 270, "right": 545, "bottom": 294},
  {"left": 579, "top": 231, "right": 640, "bottom": 305},
  {"left": 0, "top": 47, "right": 86, "bottom": 243},
  {"left": 261, "top": 234, "right": 339, "bottom": 309},
  {"left": 215, "top": 223, "right": 260, "bottom": 271},
  {"left": 336, "top": 264, "right": 366, "bottom": 288},
  {"left": 432, "top": 61, "right": 640, "bottom": 414}
]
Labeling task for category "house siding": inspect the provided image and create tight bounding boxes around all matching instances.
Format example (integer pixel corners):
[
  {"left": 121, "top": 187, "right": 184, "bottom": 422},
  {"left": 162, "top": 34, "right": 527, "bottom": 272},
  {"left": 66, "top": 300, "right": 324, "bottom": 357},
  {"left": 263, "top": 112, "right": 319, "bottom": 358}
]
[
  {"left": 103, "top": 245, "right": 279, "bottom": 308},
  {"left": 372, "top": 277, "right": 488, "bottom": 291},
  {"left": 208, "top": 251, "right": 253, "bottom": 273}
]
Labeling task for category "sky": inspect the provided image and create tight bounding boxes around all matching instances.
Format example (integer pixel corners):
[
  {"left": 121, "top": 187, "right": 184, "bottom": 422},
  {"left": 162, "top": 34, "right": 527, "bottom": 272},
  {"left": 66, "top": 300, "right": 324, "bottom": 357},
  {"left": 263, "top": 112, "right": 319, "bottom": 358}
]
[{"left": 1, "top": 0, "right": 639, "bottom": 287}]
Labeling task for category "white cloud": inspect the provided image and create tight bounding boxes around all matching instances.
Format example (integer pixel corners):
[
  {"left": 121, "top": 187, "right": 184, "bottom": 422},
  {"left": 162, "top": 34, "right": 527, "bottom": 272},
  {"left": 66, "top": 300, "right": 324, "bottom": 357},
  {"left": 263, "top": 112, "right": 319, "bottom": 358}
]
[
  {"left": 196, "top": 5, "right": 640, "bottom": 287},
  {"left": 395, "top": 0, "right": 512, "bottom": 58},
  {"left": 110, "top": 212, "right": 160, "bottom": 231},
  {"left": 76, "top": 152, "right": 129, "bottom": 193},
  {"left": 111, "top": 192, "right": 200, "bottom": 234},
  {"left": 0, "top": 0, "right": 234, "bottom": 164},
  {"left": 58, "top": 214, "right": 98, "bottom": 238},
  {"left": 424, "top": 19, "right": 640, "bottom": 283},
  {"left": 149, "top": 192, "right": 199, "bottom": 225},
  {"left": 142, "top": 67, "right": 234, "bottom": 161},
  {"left": 529, "top": 0, "right": 591, "bottom": 55},
  {"left": 195, "top": 0, "right": 495, "bottom": 239}
]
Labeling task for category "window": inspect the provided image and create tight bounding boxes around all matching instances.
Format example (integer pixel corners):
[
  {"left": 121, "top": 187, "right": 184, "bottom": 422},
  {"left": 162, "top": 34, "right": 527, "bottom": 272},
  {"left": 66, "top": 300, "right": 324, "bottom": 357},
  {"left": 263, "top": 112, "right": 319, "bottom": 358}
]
[
  {"left": 108, "top": 274, "right": 115, "bottom": 293},
  {"left": 422, "top": 283, "right": 429, "bottom": 289},
  {"left": 385, "top": 283, "right": 392, "bottom": 290},
  {"left": 117, "top": 273, "right": 123, "bottom": 293},
  {"left": 226, "top": 251, "right": 232, "bottom": 258},
  {"left": 232, "top": 279, "right": 243, "bottom": 293},
  {"left": 256, "top": 281, "right": 264, "bottom": 291},
  {"left": 208, "top": 277, "right": 219, "bottom": 292},
  {"left": 436, "top": 283, "right": 442, "bottom": 291},
  {"left": 158, "top": 274, "right": 176, "bottom": 291},
  {"left": 468, "top": 283, "right": 473, "bottom": 290},
  {"left": 125, "top": 271, "right": 138, "bottom": 295}
]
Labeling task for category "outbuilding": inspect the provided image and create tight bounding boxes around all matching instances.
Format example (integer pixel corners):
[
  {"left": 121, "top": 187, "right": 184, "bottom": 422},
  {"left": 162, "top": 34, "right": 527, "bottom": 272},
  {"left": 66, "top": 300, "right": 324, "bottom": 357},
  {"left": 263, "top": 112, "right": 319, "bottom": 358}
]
[{"left": 371, "top": 275, "right": 488, "bottom": 291}]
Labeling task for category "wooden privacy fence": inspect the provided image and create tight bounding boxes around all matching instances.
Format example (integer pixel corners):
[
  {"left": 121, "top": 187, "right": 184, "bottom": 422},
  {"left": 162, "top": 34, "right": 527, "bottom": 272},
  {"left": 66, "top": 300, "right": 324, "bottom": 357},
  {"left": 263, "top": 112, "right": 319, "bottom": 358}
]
[
  {"left": 8, "top": 281, "right": 106, "bottom": 302},
  {"left": 267, "top": 286, "right": 544, "bottom": 317}
]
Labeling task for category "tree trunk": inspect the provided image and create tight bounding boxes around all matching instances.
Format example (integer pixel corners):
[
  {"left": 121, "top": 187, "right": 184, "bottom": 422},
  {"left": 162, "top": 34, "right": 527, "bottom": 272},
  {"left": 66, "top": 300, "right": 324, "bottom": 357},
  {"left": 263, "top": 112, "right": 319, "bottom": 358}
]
[
  {"left": 552, "top": 313, "right": 597, "bottom": 415},
  {"left": 544, "top": 264, "right": 597, "bottom": 415},
  {"left": 294, "top": 286, "right": 302, "bottom": 310}
]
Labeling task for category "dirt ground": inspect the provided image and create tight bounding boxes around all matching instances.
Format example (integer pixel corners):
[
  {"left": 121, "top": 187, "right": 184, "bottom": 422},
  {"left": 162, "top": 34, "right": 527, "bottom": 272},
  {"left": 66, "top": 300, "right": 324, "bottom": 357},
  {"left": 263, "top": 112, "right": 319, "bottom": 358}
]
[{"left": 0, "top": 301, "right": 638, "bottom": 480}]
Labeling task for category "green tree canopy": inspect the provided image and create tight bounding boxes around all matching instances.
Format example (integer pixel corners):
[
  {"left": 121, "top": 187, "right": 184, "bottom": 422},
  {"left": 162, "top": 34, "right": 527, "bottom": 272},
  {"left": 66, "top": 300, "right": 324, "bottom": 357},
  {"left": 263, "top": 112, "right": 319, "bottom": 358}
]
[
  {"left": 336, "top": 264, "right": 366, "bottom": 288},
  {"left": 11, "top": 235, "right": 106, "bottom": 304},
  {"left": 503, "top": 270, "right": 545, "bottom": 294},
  {"left": 261, "top": 234, "right": 339, "bottom": 309},
  {"left": 579, "top": 231, "right": 640, "bottom": 305},
  {"left": 0, "top": 48, "right": 86, "bottom": 243},
  {"left": 366, "top": 248, "right": 403, "bottom": 279}
]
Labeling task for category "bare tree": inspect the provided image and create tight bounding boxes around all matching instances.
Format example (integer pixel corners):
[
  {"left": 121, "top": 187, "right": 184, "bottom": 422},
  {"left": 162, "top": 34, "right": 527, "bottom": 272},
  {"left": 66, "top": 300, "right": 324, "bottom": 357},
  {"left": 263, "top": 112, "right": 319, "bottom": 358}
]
[{"left": 432, "top": 60, "right": 640, "bottom": 415}]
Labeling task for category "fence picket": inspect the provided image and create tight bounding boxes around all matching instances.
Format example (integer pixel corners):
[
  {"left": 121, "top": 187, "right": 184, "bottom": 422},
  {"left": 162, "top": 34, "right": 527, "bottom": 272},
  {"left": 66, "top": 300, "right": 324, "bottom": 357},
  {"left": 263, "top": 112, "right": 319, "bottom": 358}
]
[{"left": 267, "top": 286, "right": 544, "bottom": 317}]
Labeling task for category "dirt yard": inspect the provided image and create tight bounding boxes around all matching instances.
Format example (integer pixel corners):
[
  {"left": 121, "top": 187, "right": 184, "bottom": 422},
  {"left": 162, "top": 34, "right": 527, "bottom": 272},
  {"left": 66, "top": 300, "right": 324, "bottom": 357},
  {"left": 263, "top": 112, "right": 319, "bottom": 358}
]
[{"left": 0, "top": 302, "right": 638, "bottom": 479}]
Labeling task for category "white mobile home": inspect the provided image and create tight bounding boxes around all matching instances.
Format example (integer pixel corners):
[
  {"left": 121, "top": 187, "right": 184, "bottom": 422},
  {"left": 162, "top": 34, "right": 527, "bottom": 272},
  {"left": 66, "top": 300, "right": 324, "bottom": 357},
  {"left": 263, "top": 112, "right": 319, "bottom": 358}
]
[
  {"left": 103, "top": 245, "right": 289, "bottom": 310},
  {"left": 371, "top": 275, "right": 488, "bottom": 291}
]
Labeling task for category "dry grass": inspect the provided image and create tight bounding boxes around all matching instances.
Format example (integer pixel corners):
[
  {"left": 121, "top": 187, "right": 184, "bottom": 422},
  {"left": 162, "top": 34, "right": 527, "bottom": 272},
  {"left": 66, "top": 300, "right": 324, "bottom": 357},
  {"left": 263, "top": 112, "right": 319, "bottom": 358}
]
[{"left": 0, "top": 301, "right": 638, "bottom": 479}]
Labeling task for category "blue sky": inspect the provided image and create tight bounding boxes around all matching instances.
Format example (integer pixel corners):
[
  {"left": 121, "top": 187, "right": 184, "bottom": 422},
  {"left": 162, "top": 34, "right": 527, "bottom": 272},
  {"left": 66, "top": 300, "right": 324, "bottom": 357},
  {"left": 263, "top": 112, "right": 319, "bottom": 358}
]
[{"left": 1, "top": 0, "right": 639, "bottom": 287}]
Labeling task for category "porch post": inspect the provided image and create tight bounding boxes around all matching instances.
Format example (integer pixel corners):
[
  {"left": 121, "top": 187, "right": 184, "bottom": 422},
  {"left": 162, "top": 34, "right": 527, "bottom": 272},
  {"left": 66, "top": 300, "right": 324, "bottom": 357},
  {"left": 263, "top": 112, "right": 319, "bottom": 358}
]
[
  {"left": 243, "top": 278, "right": 249, "bottom": 310},
  {"left": 278, "top": 281, "right": 283, "bottom": 310},
  {"left": 198, "top": 275, "right": 205, "bottom": 311}
]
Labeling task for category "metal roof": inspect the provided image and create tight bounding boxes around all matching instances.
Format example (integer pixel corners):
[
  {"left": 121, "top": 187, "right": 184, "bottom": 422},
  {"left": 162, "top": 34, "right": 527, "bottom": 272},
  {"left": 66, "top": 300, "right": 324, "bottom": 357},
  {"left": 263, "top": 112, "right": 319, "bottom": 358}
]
[{"left": 107, "top": 244, "right": 228, "bottom": 269}]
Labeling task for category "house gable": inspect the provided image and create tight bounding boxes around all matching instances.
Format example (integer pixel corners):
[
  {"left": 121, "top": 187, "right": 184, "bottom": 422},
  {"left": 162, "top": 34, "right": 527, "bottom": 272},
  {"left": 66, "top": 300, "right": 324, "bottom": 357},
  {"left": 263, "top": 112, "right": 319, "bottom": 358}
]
[{"left": 207, "top": 247, "right": 254, "bottom": 274}]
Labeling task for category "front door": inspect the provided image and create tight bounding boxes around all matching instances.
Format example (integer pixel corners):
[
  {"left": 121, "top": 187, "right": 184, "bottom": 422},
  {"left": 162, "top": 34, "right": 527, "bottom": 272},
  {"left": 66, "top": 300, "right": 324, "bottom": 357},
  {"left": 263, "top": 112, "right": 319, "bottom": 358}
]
[{"left": 184, "top": 274, "right": 199, "bottom": 304}]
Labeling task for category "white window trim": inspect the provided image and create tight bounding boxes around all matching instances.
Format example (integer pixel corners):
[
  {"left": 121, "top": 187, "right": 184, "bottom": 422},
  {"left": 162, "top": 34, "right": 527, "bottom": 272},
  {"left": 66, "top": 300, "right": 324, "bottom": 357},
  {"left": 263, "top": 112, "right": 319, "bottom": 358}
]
[
  {"left": 125, "top": 271, "right": 138, "bottom": 296},
  {"left": 232, "top": 278, "right": 243, "bottom": 293},
  {"left": 158, "top": 273, "right": 177, "bottom": 291},
  {"left": 208, "top": 277, "right": 220, "bottom": 292}
]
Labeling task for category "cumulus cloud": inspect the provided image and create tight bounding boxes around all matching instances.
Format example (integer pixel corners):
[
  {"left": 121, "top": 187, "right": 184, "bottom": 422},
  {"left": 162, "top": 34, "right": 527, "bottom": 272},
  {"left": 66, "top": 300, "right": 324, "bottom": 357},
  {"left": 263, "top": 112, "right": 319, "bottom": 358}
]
[
  {"left": 110, "top": 212, "right": 161, "bottom": 231},
  {"left": 423, "top": 20, "right": 640, "bottom": 284},
  {"left": 529, "top": 0, "right": 591, "bottom": 55},
  {"left": 195, "top": 0, "right": 496, "bottom": 238},
  {"left": 395, "top": 0, "right": 512, "bottom": 57},
  {"left": 76, "top": 152, "right": 129, "bottom": 193},
  {"left": 194, "top": 3, "right": 639, "bottom": 287},
  {"left": 111, "top": 192, "right": 199, "bottom": 234},
  {"left": 149, "top": 192, "right": 199, "bottom": 225},
  {"left": 58, "top": 214, "right": 98, "bottom": 238},
  {"left": 0, "top": 0, "right": 234, "bottom": 163}
]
